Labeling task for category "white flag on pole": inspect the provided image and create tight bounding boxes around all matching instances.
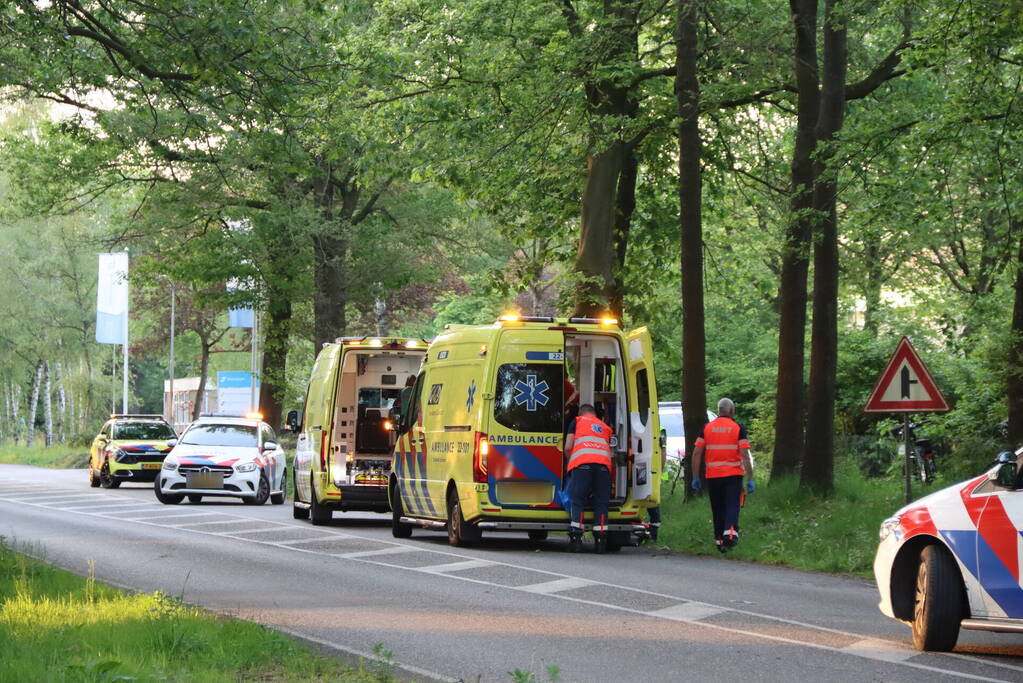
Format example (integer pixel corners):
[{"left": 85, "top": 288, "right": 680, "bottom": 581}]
[{"left": 96, "top": 252, "right": 129, "bottom": 344}]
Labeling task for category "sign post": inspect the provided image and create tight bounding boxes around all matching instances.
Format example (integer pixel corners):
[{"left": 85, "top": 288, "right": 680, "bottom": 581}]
[{"left": 864, "top": 336, "right": 950, "bottom": 504}]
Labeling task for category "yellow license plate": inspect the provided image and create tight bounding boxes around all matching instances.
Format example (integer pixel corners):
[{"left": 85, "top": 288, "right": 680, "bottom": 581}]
[{"left": 142, "top": 463, "right": 162, "bottom": 470}]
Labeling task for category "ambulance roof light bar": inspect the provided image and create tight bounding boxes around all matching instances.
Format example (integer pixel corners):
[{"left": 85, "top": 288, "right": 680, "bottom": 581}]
[
  {"left": 567, "top": 316, "right": 619, "bottom": 327},
  {"left": 498, "top": 313, "right": 555, "bottom": 323}
]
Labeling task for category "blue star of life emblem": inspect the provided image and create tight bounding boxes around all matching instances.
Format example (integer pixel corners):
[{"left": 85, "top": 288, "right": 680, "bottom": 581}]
[
  {"left": 466, "top": 379, "right": 476, "bottom": 411},
  {"left": 513, "top": 374, "right": 550, "bottom": 411}
]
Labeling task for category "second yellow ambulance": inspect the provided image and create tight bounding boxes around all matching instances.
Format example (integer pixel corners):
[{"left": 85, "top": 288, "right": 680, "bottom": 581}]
[{"left": 390, "top": 315, "right": 661, "bottom": 550}]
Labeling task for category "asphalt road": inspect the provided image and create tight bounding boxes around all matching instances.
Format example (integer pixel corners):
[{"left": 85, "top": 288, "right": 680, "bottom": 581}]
[{"left": 2, "top": 464, "right": 1022, "bottom": 682}]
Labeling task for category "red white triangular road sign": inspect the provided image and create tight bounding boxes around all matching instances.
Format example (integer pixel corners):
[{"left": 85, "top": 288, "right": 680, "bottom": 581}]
[{"left": 863, "top": 336, "right": 950, "bottom": 413}]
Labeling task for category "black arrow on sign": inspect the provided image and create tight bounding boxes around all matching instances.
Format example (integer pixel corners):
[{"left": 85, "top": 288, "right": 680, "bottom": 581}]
[{"left": 900, "top": 366, "right": 918, "bottom": 399}]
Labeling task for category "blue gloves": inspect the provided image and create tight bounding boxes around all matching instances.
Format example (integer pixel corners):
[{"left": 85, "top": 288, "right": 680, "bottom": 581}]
[
  {"left": 691, "top": 476, "right": 702, "bottom": 492},
  {"left": 747, "top": 479, "right": 756, "bottom": 494}
]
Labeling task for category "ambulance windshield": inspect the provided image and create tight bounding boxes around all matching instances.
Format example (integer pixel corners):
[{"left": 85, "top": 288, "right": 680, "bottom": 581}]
[{"left": 494, "top": 363, "right": 563, "bottom": 433}]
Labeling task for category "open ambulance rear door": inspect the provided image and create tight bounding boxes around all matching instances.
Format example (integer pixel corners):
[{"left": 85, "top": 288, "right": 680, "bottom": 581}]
[{"left": 627, "top": 327, "right": 659, "bottom": 503}]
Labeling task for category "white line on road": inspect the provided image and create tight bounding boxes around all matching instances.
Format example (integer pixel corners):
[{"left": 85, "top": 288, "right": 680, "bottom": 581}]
[
  {"left": 843, "top": 638, "right": 918, "bottom": 663},
  {"left": 648, "top": 602, "right": 727, "bottom": 622},
  {"left": 333, "top": 546, "right": 426, "bottom": 559},
  {"left": 519, "top": 576, "right": 596, "bottom": 594},
  {"left": 418, "top": 559, "right": 495, "bottom": 573}
]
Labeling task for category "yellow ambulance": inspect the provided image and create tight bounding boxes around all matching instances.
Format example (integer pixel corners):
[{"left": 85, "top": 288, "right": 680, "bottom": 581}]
[
  {"left": 389, "top": 315, "right": 661, "bottom": 550},
  {"left": 291, "top": 336, "right": 429, "bottom": 524}
]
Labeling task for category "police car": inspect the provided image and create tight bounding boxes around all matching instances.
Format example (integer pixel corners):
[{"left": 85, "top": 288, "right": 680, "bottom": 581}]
[
  {"left": 89, "top": 414, "right": 176, "bottom": 488},
  {"left": 874, "top": 448, "right": 1023, "bottom": 651},
  {"left": 155, "top": 415, "right": 286, "bottom": 505}
]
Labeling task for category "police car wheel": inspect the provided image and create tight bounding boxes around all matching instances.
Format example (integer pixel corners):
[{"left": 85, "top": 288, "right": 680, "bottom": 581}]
[
  {"left": 911, "top": 544, "right": 963, "bottom": 651},
  {"left": 292, "top": 471, "right": 309, "bottom": 519},
  {"left": 447, "top": 495, "right": 481, "bottom": 546},
  {"left": 99, "top": 462, "right": 121, "bottom": 489},
  {"left": 187, "top": 495, "right": 202, "bottom": 504},
  {"left": 310, "top": 474, "right": 332, "bottom": 524},
  {"left": 244, "top": 473, "right": 271, "bottom": 506},
  {"left": 153, "top": 476, "right": 184, "bottom": 505},
  {"left": 391, "top": 482, "right": 412, "bottom": 538},
  {"left": 88, "top": 467, "right": 101, "bottom": 488},
  {"left": 528, "top": 530, "right": 548, "bottom": 541}
]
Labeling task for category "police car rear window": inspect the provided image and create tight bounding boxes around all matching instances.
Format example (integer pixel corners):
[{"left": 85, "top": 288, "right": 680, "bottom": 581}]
[{"left": 494, "top": 363, "right": 563, "bottom": 433}]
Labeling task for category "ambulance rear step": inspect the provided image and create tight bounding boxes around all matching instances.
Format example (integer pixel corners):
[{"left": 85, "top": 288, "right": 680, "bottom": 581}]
[{"left": 477, "top": 521, "right": 640, "bottom": 532}]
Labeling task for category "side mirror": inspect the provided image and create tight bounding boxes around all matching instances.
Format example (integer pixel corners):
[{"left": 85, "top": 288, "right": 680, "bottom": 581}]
[
  {"left": 166, "top": 438, "right": 178, "bottom": 449},
  {"left": 263, "top": 440, "right": 279, "bottom": 452},
  {"left": 659, "top": 428, "right": 667, "bottom": 450},
  {"left": 995, "top": 462, "right": 1017, "bottom": 488},
  {"left": 285, "top": 410, "right": 300, "bottom": 432}
]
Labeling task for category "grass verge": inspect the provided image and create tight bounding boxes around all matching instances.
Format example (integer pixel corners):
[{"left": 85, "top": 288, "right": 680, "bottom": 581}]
[
  {"left": 656, "top": 457, "right": 928, "bottom": 577},
  {"left": 0, "top": 538, "right": 397, "bottom": 682},
  {"left": 0, "top": 444, "right": 89, "bottom": 469}
]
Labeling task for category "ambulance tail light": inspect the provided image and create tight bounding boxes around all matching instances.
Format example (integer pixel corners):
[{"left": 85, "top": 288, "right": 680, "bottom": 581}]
[
  {"left": 320, "top": 431, "right": 329, "bottom": 471},
  {"left": 473, "top": 432, "right": 489, "bottom": 483}
]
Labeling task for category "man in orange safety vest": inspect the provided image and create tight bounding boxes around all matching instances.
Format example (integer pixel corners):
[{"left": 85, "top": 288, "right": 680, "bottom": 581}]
[
  {"left": 690, "top": 398, "right": 754, "bottom": 552},
  {"left": 564, "top": 404, "right": 614, "bottom": 553}
]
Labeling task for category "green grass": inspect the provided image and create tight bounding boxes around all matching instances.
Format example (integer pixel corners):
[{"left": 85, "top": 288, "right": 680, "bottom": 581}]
[
  {"left": 0, "top": 538, "right": 396, "bottom": 682},
  {"left": 0, "top": 444, "right": 89, "bottom": 469},
  {"left": 657, "top": 458, "right": 920, "bottom": 577}
]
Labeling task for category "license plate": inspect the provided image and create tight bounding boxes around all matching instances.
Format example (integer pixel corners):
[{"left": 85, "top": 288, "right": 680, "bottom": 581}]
[
  {"left": 187, "top": 472, "right": 223, "bottom": 489},
  {"left": 141, "top": 463, "right": 162, "bottom": 470}
]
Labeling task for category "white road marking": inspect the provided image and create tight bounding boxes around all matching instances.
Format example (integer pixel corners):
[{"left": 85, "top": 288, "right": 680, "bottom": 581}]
[
  {"left": 648, "top": 602, "right": 727, "bottom": 622},
  {"left": 418, "top": 559, "right": 494, "bottom": 573},
  {"left": 519, "top": 576, "right": 596, "bottom": 594},
  {"left": 2, "top": 474, "right": 1020, "bottom": 682},
  {"left": 270, "top": 535, "right": 357, "bottom": 545},
  {"left": 128, "top": 511, "right": 223, "bottom": 521},
  {"left": 63, "top": 503, "right": 160, "bottom": 512},
  {"left": 843, "top": 638, "right": 917, "bottom": 663}
]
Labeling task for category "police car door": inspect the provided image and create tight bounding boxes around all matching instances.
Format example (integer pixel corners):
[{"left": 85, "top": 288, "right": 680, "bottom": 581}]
[
  {"left": 976, "top": 483, "right": 1023, "bottom": 618},
  {"left": 627, "top": 327, "right": 659, "bottom": 503}
]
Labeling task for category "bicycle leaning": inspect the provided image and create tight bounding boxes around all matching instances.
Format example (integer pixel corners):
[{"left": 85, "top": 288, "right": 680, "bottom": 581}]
[{"left": 889, "top": 419, "right": 937, "bottom": 484}]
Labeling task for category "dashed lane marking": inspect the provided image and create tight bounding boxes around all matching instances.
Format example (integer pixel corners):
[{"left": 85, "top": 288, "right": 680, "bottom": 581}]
[
  {"left": 1, "top": 479, "right": 1020, "bottom": 681},
  {"left": 418, "top": 559, "right": 494, "bottom": 573}
]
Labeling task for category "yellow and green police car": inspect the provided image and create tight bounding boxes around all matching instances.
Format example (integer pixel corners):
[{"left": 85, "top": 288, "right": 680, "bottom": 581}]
[{"left": 88, "top": 414, "right": 177, "bottom": 488}]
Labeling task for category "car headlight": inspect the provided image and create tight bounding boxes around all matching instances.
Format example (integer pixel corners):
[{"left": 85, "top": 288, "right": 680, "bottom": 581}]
[
  {"left": 235, "top": 462, "right": 257, "bottom": 473},
  {"left": 162, "top": 461, "right": 177, "bottom": 471},
  {"left": 879, "top": 516, "right": 901, "bottom": 541}
]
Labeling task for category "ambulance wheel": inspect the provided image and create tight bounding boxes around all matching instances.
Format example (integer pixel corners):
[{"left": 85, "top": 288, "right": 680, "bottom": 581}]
[
  {"left": 292, "top": 471, "right": 309, "bottom": 519},
  {"left": 154, "top": 476, "right": 183, "bottom": 505},
  {"left": 447, "top": 494, "right": 481, "bottom": 547},
  {"left": 391, "top": 482, "right": 412, "bottom": 538},
  {"left": 187, "top": 495, "right": 202, "bottom": 504},
  {"left": 528, "top": 530, "right": 548, "bottom": 541},
  {"left": 88, "top": 467, "right": 101, "bottom": 488},
  {"left": 99, "top": 462, "right": 121, "bottom": 489},
  {"left": 309, "top": 475, "right": 332, "bottom": 525},
  {"left": 912, "top": 544, "right": 963, "bottom": 651},
  {"left": 270, "top": 469, "right": 286, "bottom": 505},
  {"left": 245, "top": 473, "right": 271, "bottom": 506}
]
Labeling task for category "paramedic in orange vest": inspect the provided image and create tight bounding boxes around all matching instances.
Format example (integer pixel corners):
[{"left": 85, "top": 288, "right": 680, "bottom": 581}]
[
  {"left": 690, "top": 398, "right": 754, "bottom": 552},
  {"left": 564, "top": 404, "right": 614, "bottom": 553}
]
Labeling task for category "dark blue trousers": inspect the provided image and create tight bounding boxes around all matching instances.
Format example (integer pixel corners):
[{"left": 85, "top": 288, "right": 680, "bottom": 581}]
[
  {"left": 567, "top": 463, "right": 611, "bottom": 535},
  {"left": 706, "top": 475, "right": 743, "bottom": 540}
]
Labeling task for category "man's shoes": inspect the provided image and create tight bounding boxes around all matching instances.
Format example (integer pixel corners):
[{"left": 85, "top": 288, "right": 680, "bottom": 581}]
[
  {"left": 715, "top": 538, "right": 726, "bottom": 553},
  {"left": 568, "top": 535, "right": 583, "bottom": 553},
  {"left": 723, "top": 526, "right": 739, "bottom": 549},
  {"left": 594, "top": 533, "right": 607, "bottom": 554}
]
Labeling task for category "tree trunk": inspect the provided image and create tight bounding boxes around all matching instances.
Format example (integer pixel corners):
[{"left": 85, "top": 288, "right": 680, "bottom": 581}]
[
  {"left": 56, "top": 361, "right": 67, "bottom": 442},
  {"left": 678, "top": 0, "right": 707, "bottom": 498},
  {"left": 574, "top": 142, "right": 626, "bottom": 316},
  {"left": 43, "top": 361, "right": 53, "bottom": 447},
  {"left": 27, "top": 361, "right": 43, "bottom": 447},
  {"left": 192, "top": 338, "right": 211, "bottom": 422},
  {"left": 771, "top": 0, "right": 820, "bottom": 481},
  {"left": 1007, "top": 230, "right": 1023, "bottom": 445},
  {"left": 259, "top": 288, "right": 293, "bottom": 430},
  {"left": 862, "top": 241, "right": 883, "bottom": 335},
  {"left": 313, "top": 231, "right": 347, "bottom": 350},
  {"left": 801, "top": 0, "right": 847, "bottom": 492},
  {"left": 609, "top": 144, "right": 640, "bottom": 319}
]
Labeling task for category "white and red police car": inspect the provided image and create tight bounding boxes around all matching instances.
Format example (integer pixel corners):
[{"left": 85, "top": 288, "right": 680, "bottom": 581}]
[
  {"left": 155, "top": 415, "right": 286, "bottom": 506},
  {"left": 874, "top": 449, "right": 1023, "bottom": 651}
]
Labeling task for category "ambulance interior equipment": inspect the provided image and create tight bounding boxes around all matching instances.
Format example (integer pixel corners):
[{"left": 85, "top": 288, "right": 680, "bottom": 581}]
[
  {"left": 564, "top": 334, "right": 629, "bottom": 503},
  {"left": 330, "top": 350, "right": 420, "bottom": 488}
]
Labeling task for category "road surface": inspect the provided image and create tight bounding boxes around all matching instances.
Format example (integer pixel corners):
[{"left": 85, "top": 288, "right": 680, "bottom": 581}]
[{"left": 2, "top": 464, "right": 1021, "bottom": 682}]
